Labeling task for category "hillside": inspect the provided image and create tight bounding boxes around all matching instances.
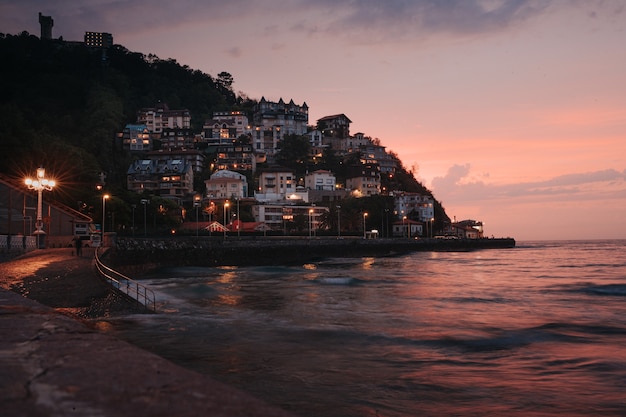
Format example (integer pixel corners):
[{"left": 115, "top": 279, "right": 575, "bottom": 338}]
[{"left": 0, "top": 31, "right": 449, "bottom": 231}]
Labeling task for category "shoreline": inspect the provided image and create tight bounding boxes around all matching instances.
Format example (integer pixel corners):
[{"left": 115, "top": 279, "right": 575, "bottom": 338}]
[{"left": 0, "top": 248, "right": 297, "bottom": 417}]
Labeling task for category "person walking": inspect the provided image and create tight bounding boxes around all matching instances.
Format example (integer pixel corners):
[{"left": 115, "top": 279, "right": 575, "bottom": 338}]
[{"left": 75, "top": 237, "right": 83, "bottom": 257}]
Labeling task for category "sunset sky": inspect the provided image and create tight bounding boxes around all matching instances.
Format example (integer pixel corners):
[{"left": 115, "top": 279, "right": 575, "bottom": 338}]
[{"left": 2, "top": 1, "right": 625, "bottom": 241}]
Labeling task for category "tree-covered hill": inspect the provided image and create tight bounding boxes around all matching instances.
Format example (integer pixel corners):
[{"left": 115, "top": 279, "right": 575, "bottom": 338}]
[
  {"left": 0, "top": 32, "right": 245, "bottom": 193},
  {"left": 0, "top": 31, "right": 449, "bottom": 231}
]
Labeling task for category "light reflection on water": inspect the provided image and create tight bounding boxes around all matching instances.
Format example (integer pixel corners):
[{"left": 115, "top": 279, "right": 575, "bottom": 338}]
[{"left": 106, "top": 240, "right": 626, "bottom": 417}]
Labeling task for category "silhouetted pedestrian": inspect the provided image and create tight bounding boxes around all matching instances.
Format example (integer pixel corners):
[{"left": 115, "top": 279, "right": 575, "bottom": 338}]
[{"left": 75, "top": 237, "right": 83, "bottom": 257}]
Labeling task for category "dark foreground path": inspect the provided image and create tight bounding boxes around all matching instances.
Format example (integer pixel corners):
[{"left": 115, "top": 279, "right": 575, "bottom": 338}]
[{"left": 0, "top": 249, "right": 296, "bottom": 417}]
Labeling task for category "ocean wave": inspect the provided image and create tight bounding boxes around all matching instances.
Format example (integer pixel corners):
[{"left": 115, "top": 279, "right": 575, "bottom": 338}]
[
  {"left": 583, "top": 284, "right": 626, "bottom": 297},
  {"left": 315, "top": 276, "right": 363, "bottom": 285}
]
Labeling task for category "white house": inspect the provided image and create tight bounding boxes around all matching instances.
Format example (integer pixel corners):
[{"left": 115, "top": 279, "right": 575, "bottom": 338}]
[
  {"left": 255, "top": 168, "right": 296, "bottom": 202},
  {"left": 204, "top": 169, "right": 248, "bottom": 199},
  {"left": 305, "top": 170, "right": 336, "bottom": 191}
]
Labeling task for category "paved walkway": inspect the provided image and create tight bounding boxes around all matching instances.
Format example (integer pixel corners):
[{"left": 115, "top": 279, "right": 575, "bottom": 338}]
[{"left": 0, "top": 249, "right": 296, "bottom": 417}]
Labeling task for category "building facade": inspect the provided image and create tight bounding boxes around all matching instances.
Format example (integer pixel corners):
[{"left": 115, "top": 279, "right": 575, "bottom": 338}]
[
  {"left": 318, "top": 114, "right": 352, "bottom": 139},
  {"left": 84, "top": 32, "right": 113, "bottom": 48},
  {"left": 202, "top": 111, "right": 250, "bottom": 146},
  {"left": 305, "top": 170, "right": 336, "bottom": 191},
  {"left": 137, "top": 104, "right": 191, "bottom": 134},
  {"left": 253, "top": 204, "right": 328, "bottom": 232},
  {"left": 126, "top": 159, "right": 194, "bottom": 202},
  {"left": 204, "top": 170, "right": 248, "bottom": 199},
  {"left": 393, "top": 192, "right": 434, "bottom": 222},
  {"left": 147, "top": 149, "right": 205, "bottom": 174},
  {"left": 345, "top": 163, "right": 381, "bottom": 197},
  {"left": 251, "top": 97, "right": 308, "bottom": 157},
  {"left": 121, "top": 124, "right": 151, "bottom": 152},
  {"left": 158, "top": 128, "right": 196, "bottom": 150},
  {"left": 255, "top": 168, "right": 296, "bottom": 202}
]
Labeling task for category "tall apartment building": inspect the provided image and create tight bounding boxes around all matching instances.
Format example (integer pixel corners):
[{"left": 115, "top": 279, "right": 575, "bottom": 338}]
[
  {"left": 84, "top": 32, "right": 113, "bottom": 48},
  {"left": 120, "top": 124, "right": 151, "bottom": 152},
  {"left": 159, "top": 128, "right": 196, "bottom": 150},
  {"left": 215, "top": 142, "right": 256, "bottom": 172},
  {"left": 137, "top": 103, "right": 191, "bottom": 134},
  {"left": 126, "top": 159, "right": 194, "bottom": 202},
  {"left": 147, "top": 148, "right": 205, "bottom": 174},
  {"left": 392, "top": 192, "right": 434, "bottom": 222},
  {"left": 202, "top": 111, "right": 249, "bottom": 146},
  {"left": 251, "top": 97, "right": 308, "bottom": 158}
]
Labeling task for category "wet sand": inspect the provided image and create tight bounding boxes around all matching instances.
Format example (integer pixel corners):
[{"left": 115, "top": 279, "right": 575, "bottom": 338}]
[{"left": 0, "top": 247, "right": 137, "bottom": 318}]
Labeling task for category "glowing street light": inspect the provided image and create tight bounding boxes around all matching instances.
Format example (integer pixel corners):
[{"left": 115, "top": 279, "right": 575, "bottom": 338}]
[
  {"left": 403, "top": 215, "right": 407, "bottom": 238},
  {"left": 224, "top": 200, "right": 230, "bottom": 239},
  {"left": 25, "top": 167, "right": 55, "bottom": 248},
  {"left": 193, "top": 194, "right": 201, "bottom": 237},
  {"left": 309, "top": 208, "right": 314, "bottom": 238},
  {"left": 363, "top": 212, "right": 368, "bottom": 239},
  {"left": 102, "top": 194, "right": 110, "bottom": 243}
]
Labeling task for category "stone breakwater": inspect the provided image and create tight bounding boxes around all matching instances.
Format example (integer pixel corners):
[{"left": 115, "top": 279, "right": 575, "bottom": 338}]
[{"left": 108, "top": 237, "right": 516, "bottom": 270}]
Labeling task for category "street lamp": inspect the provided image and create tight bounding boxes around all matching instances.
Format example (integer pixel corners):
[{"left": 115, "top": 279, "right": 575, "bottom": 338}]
[
  {"left": 363, "top": 212, "right": 368, "bottom": 239},
  {"left": 194, "top": 194, "right": 201, "bottom": 237},
  {"left": 236, "top": 197, "right": 240, "bottom": 238},
  {"left": 102, "top": 194, "right": 110, "bottom": 244},
  {"left": 224, "top": 200, "right": 230, "bottom": 239},
  {"left": 141, "top": 199, "right": 149, "bottom": 237},
  {"left": 25, "top": 167, "right": 55, "bottom": 249},
  {"left": 402, "top": 215, "right": 407, "bottom": 238},
  {"left": 309, "top": 208, "right": 313, "bottom": 238},
  {"left": 337, "top": 205, "right": 341, "bottom": 238},
  {"left": 131, "top": 204, "right": 136, "bottom": 237}
]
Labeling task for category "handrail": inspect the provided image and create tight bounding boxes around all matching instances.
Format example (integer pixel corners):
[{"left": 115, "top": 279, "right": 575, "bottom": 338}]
[{"left": 94, "top": 247, "right": 156, "bottom": 312}]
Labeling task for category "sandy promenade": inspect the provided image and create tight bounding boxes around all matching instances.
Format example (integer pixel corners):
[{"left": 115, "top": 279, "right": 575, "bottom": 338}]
[{"left": 0, "top": 248, "right": 296, "bottom": 417}]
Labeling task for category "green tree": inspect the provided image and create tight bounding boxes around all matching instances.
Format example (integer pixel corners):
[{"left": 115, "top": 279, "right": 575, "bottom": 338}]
[{"left": 275, "top": 134, "right": 311, "bottom": 177}]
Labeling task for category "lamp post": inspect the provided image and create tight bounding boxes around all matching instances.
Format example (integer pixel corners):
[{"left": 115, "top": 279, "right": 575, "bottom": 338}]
[
  {"left": 25, "top": 167, "right": 55, "bottom": 249},
  {"left": 224, "top": 200, "right": 230, "bottom": 239},
  {"left": 131, "top": 204, "right": 136, "bottom": 237},
  {"left": 308, "top": 208, "right": 313, "bottom": 238},
  {"left": 141, "top": 199, "right": 149, "bottom": 237},
  {"left": 194, "top": 194, "right": 201, "bottom": 237},
  {"left": 208, "top": 200, "right": 214, "bottom": 237},
  {"left": 363, "top": 212, "right": 368, "bottom": 239},
  {"left": 102, "top": 194, "right": 110, "bottom": 244},
  {"left": 337, "top": 205, "right": 341, "bottom": 238},
  {"left": 403, "top": 216, "right": 407, "bottom": 238}
]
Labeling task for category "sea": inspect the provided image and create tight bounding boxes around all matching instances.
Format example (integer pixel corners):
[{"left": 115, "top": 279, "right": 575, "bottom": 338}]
[{"left": 105, "top": 240, "right": 626, "bottom": 417}]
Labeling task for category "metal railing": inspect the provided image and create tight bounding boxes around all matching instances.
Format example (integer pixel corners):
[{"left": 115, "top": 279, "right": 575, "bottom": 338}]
[{"left": 94, "top": 248, "right": 156, "bottom": 312}]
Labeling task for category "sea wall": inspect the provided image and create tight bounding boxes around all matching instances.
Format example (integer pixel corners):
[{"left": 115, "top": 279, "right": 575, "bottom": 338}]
[{"left": 108, "top": 237, "right": 516, "bottom": 270}]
